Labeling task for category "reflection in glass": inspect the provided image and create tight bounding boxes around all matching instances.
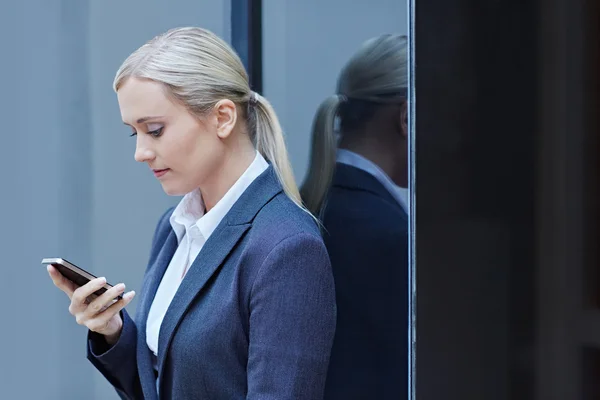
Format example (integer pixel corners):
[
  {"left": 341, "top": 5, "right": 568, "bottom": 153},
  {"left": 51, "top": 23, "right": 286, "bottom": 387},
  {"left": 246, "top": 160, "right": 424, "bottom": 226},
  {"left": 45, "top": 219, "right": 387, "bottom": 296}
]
[{"left": 301, "top": 35, "right": 409, "bottom": 400}]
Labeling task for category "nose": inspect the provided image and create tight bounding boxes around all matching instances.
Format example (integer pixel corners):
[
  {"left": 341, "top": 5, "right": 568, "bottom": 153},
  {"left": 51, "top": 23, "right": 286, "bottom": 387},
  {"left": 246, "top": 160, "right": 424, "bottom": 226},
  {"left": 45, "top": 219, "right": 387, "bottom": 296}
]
[{"left": 134, "top": 137, "right": 156, "bottom": 163}]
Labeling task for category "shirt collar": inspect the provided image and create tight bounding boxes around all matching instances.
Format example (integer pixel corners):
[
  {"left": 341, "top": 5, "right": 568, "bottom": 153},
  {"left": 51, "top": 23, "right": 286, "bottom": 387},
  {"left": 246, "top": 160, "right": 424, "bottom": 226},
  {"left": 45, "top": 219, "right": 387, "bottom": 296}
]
[
  {"left": 170, "top": 151, "right": 269, "bottom": 243},
  {"left": 336, "top": 149, "right": 408, "bottom": 211}
]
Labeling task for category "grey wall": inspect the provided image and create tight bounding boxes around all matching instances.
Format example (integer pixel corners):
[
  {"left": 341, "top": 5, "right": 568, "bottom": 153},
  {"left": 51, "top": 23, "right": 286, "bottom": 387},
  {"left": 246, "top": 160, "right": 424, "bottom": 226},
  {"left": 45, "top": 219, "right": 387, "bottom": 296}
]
[
  {"left": 1, "top": 2, "right": 71, "bottom": 398},
  {"left": 262, "top": 0, "right": 408, "bottom": 183},
  {"left": 0, "top": 1, "right": 230, "bottom": 399}
]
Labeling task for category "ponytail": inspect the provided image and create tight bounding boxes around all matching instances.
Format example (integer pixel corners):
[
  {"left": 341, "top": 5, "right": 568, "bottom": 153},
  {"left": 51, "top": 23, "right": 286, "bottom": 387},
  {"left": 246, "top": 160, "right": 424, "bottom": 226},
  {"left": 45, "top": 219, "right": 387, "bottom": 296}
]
[
  {"left": 252, "top": 92, "right": 314, "bottom": 218},
  {"left": 301, "top": 34, "right": 408, "bottom": 218},
  {"left": 300, "top": 95, "right": 344, "bottom": 216}
]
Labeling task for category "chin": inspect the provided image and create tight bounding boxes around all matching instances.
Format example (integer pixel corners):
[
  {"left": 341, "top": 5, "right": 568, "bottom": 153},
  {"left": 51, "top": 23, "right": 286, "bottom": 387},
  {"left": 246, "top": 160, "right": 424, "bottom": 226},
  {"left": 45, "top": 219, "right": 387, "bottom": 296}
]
[{"left": 160, "top": 183, "right": 189, "bottom": 197}]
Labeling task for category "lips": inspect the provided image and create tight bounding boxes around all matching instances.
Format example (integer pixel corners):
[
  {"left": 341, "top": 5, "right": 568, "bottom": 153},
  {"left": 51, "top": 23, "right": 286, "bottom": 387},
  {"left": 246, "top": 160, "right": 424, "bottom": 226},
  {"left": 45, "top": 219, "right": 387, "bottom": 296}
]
[{"left": 153, "top": 168, "right": 169, "bottom": 178}]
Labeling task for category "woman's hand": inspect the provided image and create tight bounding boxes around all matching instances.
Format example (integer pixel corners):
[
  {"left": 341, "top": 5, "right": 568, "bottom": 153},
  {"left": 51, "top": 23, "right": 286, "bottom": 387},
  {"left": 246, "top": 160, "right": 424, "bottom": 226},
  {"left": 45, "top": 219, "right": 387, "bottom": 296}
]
[{"left": 47, "top": 265, "right": 136, "bottom": 345}]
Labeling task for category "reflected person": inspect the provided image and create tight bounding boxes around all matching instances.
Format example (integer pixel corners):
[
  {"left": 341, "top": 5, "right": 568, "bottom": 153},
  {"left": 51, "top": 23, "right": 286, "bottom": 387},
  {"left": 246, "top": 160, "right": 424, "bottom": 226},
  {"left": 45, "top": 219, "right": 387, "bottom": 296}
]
[
  {"left": 301, "top": 34, "right": 409, "bottom": 400},
  {"left": 47, "top": 27, "right": 336, "bottom": 400}
]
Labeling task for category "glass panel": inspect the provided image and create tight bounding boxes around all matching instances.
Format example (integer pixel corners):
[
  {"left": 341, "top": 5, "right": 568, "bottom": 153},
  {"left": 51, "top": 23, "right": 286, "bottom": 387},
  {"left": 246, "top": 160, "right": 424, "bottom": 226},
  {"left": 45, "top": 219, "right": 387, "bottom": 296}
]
[{"left": 262, "top": 1, "right": 412, "bottom": 398}]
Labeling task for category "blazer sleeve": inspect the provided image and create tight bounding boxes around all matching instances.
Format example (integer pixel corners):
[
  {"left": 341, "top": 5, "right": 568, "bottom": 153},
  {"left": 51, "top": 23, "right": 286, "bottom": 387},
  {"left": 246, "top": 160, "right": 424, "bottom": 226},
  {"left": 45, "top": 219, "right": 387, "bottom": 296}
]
[
  {"left": 87, "top": 310, "right": 142, "bottom": 400},
  {"left": 246, "top": 232, "right": 337, "bottom": 400}
]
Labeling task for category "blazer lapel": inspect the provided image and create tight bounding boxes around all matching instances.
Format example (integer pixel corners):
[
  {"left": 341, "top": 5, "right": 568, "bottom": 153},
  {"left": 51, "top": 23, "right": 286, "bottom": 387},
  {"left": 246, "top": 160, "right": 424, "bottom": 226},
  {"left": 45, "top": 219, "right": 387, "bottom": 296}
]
[
  {"left": 137, "top": 230, "right": 178, "bottom": 331},
  {"left": 155, "top": 165, "right": 282, "bottom": 389},
  {"left": 155, "top": 223, "right": 250, "bottom": 384},
  {"left": 135, "top": 229, "right": 178, "bottom": 399}
]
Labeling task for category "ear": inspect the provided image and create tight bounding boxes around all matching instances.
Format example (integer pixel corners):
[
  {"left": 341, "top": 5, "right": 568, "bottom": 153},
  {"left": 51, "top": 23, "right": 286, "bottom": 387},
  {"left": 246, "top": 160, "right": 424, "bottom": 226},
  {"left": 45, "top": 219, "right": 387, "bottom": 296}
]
[
  {"left": 213, "top": 99, "right": 238, "bottom": 139},
  {"left": 399, "top": 101, "right": 408, "bottom": 139}
]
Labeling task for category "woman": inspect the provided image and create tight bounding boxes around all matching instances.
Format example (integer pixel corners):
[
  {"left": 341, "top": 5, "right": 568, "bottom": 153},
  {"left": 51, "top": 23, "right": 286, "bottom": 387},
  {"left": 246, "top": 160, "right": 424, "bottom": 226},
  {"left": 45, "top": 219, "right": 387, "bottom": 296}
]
[
  {"left": 48, "top": 27, "right": 336, "bottom": 400},
  {"left": 301, "top": 35, "right": 409, "bottom": 399}
]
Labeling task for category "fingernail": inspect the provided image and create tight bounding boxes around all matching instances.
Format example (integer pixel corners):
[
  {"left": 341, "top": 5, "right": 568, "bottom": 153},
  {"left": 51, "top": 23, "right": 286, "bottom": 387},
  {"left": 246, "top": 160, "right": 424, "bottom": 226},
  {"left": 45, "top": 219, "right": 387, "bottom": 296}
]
[
  {"left": 98, "top": 277, "right": 106, "bottom": 284},
  {"left": 125, "top": 290, "right": 135, "bottom": 300},
  {"left": 116, "top": 283, "right": 126, "bottom": 291}
]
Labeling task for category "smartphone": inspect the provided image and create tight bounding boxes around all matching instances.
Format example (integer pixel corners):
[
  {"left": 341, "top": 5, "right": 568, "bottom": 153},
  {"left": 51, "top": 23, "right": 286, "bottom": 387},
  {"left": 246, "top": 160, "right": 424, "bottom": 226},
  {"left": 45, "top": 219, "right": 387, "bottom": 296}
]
[{"left": 41, "top": 258, "right": 122, "bottom": 300}]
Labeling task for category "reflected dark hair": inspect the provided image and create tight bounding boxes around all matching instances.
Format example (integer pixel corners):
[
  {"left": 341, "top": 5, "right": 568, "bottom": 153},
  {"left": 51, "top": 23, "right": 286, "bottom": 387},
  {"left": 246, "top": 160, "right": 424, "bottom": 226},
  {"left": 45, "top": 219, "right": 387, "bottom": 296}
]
[{"left": 300, "top": 34, "right": 409, "bottom": 216}]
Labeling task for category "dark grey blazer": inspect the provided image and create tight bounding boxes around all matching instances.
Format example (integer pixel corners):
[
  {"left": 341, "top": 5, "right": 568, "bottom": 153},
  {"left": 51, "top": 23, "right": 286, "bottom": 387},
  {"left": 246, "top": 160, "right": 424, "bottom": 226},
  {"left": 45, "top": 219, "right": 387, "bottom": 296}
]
[
  {"left": 87, "top": 166, "right": 337, "bottom": 400},
  {"left": 323, "top": 163, "right": 408, "bottom": 400}
]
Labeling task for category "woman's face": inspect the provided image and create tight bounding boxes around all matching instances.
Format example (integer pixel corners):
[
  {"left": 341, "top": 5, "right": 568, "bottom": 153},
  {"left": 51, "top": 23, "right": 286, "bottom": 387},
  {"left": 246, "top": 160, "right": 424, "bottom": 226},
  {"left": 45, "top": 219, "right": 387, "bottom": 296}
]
[{"left": 117, "top": 77, "right": 234, "bottom": 196}]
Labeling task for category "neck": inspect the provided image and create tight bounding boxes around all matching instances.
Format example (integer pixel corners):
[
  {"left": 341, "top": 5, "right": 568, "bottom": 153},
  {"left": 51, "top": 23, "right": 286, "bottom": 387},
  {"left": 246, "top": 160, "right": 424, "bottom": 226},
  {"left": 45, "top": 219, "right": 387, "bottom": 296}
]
[
  {"left": 339, "top": 131, "right": 407, "bottom": 187},
  {"left": 200, "top": 141, "right": 256, "bottom": 212}
]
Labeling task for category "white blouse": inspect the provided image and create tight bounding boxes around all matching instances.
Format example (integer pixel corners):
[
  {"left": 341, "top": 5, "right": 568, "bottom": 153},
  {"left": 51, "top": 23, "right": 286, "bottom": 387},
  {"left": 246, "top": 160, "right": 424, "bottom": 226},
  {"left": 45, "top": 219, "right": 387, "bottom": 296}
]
[{"left": 145, "top": 152, "right": 269, "bottom": 358}]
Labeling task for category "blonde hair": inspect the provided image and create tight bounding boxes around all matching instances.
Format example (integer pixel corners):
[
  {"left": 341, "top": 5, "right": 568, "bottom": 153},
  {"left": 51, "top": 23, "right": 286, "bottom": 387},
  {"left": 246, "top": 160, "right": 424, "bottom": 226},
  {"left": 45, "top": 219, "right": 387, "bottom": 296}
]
[
  {"left": 114, "top": 27, "right": 308, "bottom": 216},
  {"left": 300, "top": 34, "right": 409, "bottom": 216}
]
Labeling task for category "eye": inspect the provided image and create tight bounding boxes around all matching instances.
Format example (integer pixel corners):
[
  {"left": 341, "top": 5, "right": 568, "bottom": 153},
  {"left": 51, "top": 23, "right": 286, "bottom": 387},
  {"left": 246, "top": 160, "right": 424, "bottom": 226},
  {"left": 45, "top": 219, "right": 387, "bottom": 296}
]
[
  {"left": 148, "top": 127, "right": 163, "bottom": 137},
  {"left": 128, "top": 127, "right": 163, "bottom": 138}
]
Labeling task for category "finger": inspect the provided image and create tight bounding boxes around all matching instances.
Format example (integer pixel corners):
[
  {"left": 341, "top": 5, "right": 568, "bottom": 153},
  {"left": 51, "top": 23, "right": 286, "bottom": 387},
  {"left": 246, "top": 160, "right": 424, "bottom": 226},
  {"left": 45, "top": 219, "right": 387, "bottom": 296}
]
[
  {"left": 84, "top": 283, "right": 127, "bottom": 318},
  {"left": 47, "top": 265, "right": 78, "bottom": 299},
  {"left": 86, "top": 293, "right": 99, "bottom": 304},
  {"left": 86, "top": 291, "right": 136, "bottom": 333},
  {"left": 71, "top": 277, "right": 107, "bottom": 314}
]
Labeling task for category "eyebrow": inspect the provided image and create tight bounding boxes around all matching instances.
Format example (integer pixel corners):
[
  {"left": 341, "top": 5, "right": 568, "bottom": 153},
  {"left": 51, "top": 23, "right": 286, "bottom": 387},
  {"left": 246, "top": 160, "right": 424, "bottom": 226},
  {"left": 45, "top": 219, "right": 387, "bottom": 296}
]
[{"left": 123, "top": 116, "right": 164, "bottom": 126}]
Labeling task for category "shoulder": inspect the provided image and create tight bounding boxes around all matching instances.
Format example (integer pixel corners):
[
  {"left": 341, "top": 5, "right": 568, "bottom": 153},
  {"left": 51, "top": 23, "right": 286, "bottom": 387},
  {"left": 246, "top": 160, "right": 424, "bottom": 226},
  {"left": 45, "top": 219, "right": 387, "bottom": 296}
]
[
  {"left": 251, "top": 192, "right": 321, "bottom": 243},
  {"left": 326, "top": 186, "right": 407, "bottom": 235},
  {"left": 241, "top": 193, "right": 326, "bottom": 267},
  {"left": 246, "top": 195, "right": 333, "bottom": 297}
]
